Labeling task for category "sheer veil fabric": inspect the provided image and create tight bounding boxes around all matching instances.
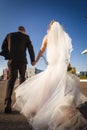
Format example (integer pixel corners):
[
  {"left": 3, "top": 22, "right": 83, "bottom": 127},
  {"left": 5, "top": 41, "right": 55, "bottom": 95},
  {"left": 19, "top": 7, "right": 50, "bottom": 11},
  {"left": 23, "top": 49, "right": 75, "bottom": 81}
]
[{"left": 13, "top": 22, "right": 87, "bottom": 130}]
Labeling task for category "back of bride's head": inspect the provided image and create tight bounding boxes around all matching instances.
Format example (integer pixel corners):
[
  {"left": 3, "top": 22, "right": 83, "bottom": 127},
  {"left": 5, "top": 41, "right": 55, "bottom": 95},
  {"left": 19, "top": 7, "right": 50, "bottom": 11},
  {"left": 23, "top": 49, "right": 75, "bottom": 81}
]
[
  {"left": 50, "top": 20, "right": 55, "bottom": 26},
  {"left": 48, "top": 20, "right": 55, "bottom": 30}
]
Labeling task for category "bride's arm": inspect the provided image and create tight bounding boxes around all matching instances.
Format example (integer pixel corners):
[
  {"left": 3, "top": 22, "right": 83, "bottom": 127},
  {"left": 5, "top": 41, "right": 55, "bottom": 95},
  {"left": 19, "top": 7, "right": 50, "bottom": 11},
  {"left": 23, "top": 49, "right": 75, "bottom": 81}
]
[{"left": 35, "top": 35, "right": 47, "bottom": 63}]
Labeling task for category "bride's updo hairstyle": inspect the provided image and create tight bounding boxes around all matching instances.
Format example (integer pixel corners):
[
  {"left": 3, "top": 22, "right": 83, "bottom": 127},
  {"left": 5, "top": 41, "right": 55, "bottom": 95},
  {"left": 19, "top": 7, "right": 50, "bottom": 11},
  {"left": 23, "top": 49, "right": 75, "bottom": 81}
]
[{"left": 48, "top": 20, "right": 55, "bottom": 30}]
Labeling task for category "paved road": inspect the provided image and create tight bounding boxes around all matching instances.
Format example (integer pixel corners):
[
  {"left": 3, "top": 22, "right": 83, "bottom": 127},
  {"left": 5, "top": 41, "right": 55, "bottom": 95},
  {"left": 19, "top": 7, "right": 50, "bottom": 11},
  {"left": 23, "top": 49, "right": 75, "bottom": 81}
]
[
  {"left": 0, "top": 80, "right": 32, "bottom": 130},
  {"left": 80, "top": 80, "right": 87, "bottom": 96},
  {"left": 0, "top": 80, "right": 87, "bottom": 130}
]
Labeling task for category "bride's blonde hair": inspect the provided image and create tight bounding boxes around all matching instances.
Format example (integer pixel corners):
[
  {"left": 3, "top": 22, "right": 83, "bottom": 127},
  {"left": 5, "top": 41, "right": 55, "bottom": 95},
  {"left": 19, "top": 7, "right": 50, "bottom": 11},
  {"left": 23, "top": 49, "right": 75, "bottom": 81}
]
[
  {"left": 50, "top": 20, "right": 55, "bottom": 26},
  {"left": 48, "top": 20, "right": 55, "bottom": 31},
  {"left": 49, "top": 20, "right": 55, "bottom": 27}
]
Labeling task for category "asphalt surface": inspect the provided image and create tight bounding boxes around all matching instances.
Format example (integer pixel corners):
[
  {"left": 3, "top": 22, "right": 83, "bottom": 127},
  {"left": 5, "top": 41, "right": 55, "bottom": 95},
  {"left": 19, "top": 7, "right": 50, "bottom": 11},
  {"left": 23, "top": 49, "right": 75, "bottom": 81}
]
[
  {"left": 0, "top": 80, "right": 32, "bottom": 130},
  {"left": 0, "top": 80, "right": 87, "bottom": 130}
]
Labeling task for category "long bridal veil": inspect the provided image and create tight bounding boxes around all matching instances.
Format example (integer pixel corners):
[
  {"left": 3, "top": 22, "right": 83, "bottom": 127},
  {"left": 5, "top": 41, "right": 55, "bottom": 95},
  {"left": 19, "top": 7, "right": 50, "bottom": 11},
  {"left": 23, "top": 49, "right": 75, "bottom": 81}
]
[{"left": 47, "top": 22, "right": 72, "bottom": 66}]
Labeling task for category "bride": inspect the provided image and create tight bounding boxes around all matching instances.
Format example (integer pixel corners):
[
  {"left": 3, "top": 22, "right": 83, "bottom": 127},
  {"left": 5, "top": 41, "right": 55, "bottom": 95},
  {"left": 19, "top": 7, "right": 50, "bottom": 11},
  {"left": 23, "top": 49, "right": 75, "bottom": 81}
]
[{"left": 13, "top": 20, "right": 87, "bottom": 130}]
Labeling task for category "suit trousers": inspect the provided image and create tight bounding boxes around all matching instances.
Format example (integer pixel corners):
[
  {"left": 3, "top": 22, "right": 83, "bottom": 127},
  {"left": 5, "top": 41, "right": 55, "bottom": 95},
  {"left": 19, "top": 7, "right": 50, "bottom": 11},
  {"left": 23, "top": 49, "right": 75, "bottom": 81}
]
[{"left": 5, "top": 60, "right": 27, "bottom": 106}]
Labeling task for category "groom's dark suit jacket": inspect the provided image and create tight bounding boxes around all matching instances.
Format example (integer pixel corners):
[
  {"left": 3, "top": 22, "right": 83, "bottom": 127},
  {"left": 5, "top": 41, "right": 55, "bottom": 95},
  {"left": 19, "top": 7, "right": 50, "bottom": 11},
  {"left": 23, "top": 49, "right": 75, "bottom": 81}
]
[{"left": 1, "top": 31, "right": 35, "bottom": 63}]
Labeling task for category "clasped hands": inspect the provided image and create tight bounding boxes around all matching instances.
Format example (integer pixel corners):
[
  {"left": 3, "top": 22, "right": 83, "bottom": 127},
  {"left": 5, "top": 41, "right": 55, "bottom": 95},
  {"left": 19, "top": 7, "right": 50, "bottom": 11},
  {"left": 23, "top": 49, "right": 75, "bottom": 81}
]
[{"left": 31, "top": 61, "right": 37, "bottom": 66}]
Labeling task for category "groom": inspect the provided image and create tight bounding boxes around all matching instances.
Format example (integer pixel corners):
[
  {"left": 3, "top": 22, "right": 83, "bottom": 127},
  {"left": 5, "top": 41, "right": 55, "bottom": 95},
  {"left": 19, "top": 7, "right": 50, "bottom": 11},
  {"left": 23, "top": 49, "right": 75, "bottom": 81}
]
[{"left": 0, "top": 26, "right": 35, "bottom": 113}]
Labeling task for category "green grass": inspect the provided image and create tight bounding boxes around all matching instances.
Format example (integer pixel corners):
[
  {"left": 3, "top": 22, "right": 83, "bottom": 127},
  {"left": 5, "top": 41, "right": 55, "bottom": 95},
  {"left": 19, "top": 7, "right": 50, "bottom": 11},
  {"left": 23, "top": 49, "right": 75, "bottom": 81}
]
[{"left": 78, "top": 76, "right": 87, "bottom": 79}]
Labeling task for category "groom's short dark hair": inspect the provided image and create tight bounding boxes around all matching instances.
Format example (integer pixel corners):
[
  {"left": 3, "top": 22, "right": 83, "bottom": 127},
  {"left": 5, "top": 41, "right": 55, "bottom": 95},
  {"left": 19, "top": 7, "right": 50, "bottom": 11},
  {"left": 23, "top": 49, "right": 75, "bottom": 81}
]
[{"left": 18, "top": 26, "right": 26, "bottom": 33}]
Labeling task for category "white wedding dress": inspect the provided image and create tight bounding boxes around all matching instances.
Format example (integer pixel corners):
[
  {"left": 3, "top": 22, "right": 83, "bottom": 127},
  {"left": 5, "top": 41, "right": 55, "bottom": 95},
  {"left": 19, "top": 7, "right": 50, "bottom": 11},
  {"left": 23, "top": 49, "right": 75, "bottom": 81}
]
[{"left": 13, "top": 22, "right": 87, "bottom": 130}]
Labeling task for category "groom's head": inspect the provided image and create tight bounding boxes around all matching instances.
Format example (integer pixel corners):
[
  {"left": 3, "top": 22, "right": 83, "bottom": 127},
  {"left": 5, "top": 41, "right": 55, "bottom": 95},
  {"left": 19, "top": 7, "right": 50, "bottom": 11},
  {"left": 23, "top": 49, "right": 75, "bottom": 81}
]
[{"left": 18, "top": 26, "right": 26, "bottom": 34}]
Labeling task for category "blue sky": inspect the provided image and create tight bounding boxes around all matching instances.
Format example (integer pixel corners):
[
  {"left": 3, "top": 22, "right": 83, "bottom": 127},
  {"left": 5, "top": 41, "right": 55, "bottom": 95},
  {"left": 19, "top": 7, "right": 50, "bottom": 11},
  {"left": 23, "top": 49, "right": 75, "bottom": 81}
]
[{"left": 0, "top": 0, "right": 87, "bottom": 75}]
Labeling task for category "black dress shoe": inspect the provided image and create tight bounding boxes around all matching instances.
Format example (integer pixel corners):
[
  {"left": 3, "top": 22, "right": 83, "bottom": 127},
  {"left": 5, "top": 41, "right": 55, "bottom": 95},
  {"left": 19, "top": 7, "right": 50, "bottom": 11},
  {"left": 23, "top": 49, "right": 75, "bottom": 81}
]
[
  {"left": 4, "top": 106, "right": 12, "bottom": 114},
  {"left": 77, "top": 101, "right": 87, "bottom": 119}
]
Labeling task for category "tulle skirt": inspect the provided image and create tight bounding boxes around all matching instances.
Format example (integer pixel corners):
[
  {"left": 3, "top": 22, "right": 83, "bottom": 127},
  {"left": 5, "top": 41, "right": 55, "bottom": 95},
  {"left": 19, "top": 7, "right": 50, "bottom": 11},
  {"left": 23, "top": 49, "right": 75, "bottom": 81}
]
[{"left": 13, "top": 65, "right": 87, "bottom": 130}]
